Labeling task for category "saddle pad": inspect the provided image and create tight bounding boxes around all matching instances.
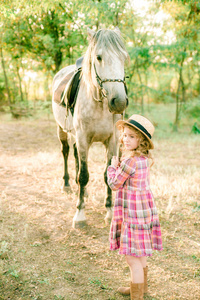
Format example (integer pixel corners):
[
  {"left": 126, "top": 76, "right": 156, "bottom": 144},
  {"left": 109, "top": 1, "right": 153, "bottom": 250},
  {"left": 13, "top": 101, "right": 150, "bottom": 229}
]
[
  {"left": 53, "top": 57, "right": 83, "bottom": 114},
  {"left": 66, "top": 69, "right": 82, "bottom": 114},
  {"left": 53, "top": 69, "right": 74, "bottom": 106}
]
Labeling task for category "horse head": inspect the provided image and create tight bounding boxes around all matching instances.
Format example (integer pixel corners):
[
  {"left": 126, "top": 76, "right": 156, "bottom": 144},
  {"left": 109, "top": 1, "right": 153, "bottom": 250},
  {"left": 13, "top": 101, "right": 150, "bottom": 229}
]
[{"left": 83, "top": 28, "right": 129, "bottom": 114}]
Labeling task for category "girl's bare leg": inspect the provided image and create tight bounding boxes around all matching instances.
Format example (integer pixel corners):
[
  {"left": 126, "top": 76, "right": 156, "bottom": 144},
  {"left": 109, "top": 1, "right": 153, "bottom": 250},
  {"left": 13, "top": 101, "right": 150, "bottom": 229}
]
[
  {"left": 125, "top": 256, "right": 146, "bottom": 283},
  {"left": 117, "top": 256, "right": 147, "bottom": 295},
  {"left": 140, "top": 256, "right": 147, "bottom": 268}
]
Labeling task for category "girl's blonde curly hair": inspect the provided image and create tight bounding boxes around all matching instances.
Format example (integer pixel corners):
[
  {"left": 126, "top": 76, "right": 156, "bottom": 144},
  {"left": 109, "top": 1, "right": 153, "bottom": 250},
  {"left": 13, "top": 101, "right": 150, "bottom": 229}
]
[{"left": 119, "top": 124, "right": 154, "bottom": 165}]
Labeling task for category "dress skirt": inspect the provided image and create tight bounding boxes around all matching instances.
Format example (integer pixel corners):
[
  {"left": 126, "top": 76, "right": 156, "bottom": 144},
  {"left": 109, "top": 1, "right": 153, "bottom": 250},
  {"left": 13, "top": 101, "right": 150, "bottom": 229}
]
[{"left": 110, "top": 219, "right": 163, "bottom": 257}]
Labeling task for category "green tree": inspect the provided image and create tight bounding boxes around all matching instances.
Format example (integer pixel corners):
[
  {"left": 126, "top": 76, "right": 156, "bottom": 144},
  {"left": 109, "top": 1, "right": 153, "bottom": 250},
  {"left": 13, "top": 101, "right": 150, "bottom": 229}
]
[{"left": 162, "top": 0, "right": 200, "bottom": 130}]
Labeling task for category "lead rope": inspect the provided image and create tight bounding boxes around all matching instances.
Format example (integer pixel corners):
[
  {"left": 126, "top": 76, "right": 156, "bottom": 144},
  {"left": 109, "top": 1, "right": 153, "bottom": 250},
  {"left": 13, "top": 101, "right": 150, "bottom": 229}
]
[
  {"left": 113, "top": 114, "right": 117, "bottom": 157},
  {"left": 113, "top": 112, "right": 124, "bottom": 159}
]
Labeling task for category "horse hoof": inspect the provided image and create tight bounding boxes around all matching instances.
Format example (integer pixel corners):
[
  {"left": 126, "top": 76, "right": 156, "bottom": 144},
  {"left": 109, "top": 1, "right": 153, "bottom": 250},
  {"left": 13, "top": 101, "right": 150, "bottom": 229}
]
[
  {"left": 105, "top": 207, "right": 113, "bottom": 219},
  {"left": 104, "top": 217, "right": 111, "bottom": 226},
  {"left": 84, "top": 188, "right": 89, "bottom": 198},
  {"left": 72, "top": 220, "right": 87, "bottom": 228},
  {"left": 104, "top": 208, "right": 113, "bottom": 225},
  {"left": 72, "top": 209, "right": 86, "bottom": 228},
  {"left": 62, "top": 184, "right": 71, "bottom": 193}
]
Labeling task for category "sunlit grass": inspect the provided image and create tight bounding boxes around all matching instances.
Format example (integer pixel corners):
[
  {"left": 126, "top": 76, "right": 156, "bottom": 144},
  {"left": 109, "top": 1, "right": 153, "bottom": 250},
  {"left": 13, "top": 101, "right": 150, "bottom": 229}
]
[{"left": 0, "top": 115, "right": 199, "bottom": 299}]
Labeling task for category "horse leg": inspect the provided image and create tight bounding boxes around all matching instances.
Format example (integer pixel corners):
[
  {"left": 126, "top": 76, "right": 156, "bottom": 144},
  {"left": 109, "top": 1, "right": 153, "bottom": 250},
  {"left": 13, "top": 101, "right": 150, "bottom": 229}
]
[
  {"left": 57, "top": 125, "right": 70, "bottom": 191},
  {"left": 72, "top": 139, "right": 89, "bottom": 228},
  {"left": 104, "top": 159, "right": 113, "bottom": 223},
  {"left": 73, "top": 143, "right": 79, "bottom": 184},
  {"left": 73, "top": 142, "right": 88, "bottom": 198},
  {"left": 104, "top": 139, "right": 114, "bottom": 223}
]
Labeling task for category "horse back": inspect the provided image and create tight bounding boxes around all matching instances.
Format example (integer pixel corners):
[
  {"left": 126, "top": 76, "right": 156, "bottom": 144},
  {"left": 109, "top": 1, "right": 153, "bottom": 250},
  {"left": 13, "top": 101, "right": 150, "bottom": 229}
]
[{"left": 52, "top": 65, "right": 75, "bottom": 105}]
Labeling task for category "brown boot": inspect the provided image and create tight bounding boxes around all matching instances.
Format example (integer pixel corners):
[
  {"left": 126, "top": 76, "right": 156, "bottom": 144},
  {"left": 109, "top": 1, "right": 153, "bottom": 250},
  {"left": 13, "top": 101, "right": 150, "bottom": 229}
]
[
  {"left": 117, "top": 286, "right": 130, "bottom": 295},
  {"left": 118, "top": 267, "right": 148, "bottom": 296},
  {"left": 130, "top": 282, "right": 144, "bottom": 300},
  {"left": 144, "top": 266, "right": 148, "bottom": 293}
]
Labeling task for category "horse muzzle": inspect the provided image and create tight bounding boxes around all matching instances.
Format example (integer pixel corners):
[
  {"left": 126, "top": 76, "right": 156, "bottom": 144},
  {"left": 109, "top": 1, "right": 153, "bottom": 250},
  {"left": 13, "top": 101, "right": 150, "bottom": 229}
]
[{"left": 108, "top": 96, "right": 128, "bottom": 114}]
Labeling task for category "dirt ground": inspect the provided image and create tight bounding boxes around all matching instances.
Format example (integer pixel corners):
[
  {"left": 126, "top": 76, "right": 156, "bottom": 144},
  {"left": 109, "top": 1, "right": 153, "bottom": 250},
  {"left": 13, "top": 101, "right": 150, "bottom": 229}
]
[{"left": 0, "top": 114, "right": 200, "bottom": 300}]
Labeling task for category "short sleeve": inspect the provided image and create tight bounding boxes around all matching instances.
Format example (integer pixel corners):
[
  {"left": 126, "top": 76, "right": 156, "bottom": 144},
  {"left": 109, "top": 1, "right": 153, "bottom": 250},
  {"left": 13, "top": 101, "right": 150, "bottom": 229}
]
[{"left": 107, "top": 157, "right": 136, "bottom": 191}]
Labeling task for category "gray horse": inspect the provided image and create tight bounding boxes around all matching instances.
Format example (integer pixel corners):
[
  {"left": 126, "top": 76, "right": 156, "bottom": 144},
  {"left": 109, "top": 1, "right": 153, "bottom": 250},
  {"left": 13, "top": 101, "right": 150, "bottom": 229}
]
[{"left": 52, "top": 28, "right": 129, "bottom": 227}]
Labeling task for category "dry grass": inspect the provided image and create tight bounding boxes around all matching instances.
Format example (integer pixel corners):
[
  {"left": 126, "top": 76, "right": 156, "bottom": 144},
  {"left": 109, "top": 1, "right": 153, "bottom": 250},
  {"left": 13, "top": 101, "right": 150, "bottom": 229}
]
[{"left": 0, "top": 114, "right": 200, "bottom": 300}]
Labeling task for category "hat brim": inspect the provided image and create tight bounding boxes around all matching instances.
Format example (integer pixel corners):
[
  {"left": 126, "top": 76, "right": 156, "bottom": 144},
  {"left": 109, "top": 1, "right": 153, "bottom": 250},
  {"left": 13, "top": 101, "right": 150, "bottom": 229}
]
[{"left": 116, "top": 120, "right": 154, "bottom": 149}]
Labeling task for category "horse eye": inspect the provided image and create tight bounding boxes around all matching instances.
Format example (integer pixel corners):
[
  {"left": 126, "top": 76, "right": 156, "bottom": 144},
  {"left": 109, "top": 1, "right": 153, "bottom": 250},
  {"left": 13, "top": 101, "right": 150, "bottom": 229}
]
[{"left": 96, "top": 55, "right": 102, "bottom": 62}]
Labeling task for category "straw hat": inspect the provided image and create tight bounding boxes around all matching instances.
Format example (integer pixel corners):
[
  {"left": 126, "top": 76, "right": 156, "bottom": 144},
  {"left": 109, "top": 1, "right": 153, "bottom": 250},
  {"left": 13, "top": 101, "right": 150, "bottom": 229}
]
[{"left": 116, "top": 114, "right": 155, "bottom": 149}]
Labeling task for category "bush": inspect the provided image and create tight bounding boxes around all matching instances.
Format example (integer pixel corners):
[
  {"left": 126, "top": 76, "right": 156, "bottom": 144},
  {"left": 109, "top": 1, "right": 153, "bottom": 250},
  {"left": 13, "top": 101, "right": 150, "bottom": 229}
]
[{"left": 185, "top": 98, "right": 200, "bottom": 121}]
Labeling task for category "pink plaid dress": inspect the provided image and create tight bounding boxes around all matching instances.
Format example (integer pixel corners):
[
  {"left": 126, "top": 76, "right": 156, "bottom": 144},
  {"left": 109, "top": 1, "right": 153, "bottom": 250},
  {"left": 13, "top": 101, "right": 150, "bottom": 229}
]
[{"left": 107, "top": 156, "right": 163, "bottom": 257}]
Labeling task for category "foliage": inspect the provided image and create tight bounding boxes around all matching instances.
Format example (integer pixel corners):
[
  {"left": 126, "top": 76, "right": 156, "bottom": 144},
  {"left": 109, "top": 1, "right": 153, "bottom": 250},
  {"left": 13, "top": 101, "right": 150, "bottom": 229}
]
[
  {"left": 0, "top": 0, "right": 200, "bottom": 129},
  {"left": 191, "top": 122, "right": 200, "bottom": 134}
]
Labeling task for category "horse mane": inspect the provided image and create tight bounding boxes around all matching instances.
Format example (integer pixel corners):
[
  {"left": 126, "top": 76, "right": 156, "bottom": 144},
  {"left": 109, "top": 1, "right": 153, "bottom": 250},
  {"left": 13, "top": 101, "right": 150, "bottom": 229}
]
[{"left": 82, "top": 29, "right": 129, "bottom": 96}]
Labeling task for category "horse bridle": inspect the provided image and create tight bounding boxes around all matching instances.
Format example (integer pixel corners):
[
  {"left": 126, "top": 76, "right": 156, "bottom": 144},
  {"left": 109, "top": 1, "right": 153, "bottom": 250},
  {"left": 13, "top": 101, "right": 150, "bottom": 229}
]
[
  {"left": 93, "top": 63, "right": 128, "bottom": 101},
  {"left": 93, "top": 63, "right": 126, "bottom": 156}
]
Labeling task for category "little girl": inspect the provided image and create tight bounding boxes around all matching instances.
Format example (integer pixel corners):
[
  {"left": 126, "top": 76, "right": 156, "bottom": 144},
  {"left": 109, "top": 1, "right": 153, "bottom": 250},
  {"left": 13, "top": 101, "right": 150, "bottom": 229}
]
[{"left": 107, "top": 114, "right": 163, "bottom": 300}]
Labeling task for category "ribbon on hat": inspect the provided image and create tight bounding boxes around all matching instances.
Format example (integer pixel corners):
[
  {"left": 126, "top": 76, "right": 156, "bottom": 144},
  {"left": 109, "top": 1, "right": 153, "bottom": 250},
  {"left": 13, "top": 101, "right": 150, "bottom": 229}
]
[{"left": 128, "top": 119, "right": 152, "bottom": 139}]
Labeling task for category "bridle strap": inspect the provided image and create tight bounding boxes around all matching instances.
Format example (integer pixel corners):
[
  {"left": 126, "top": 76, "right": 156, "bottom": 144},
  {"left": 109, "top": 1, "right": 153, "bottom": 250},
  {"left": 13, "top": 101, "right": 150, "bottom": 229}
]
[{"left": 93, "top": 63, "right": 128, "bottom": 101}]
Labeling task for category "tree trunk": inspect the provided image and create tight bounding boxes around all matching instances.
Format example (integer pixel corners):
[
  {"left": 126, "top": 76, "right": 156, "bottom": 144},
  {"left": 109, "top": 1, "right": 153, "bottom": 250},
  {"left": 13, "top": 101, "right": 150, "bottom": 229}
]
[
  {"left": 136, "top": 62, "right": 144, "bottom": 114},
  {"left": 115, "top": 11, "right": 119, "bottom": 26},
  {"left": 174, "top": 54, "right": 185, "bottom": 131},
  {"left": 187, "top": 64, "right": 193, "bottom": 97},
  {"left": 180, "top": 64, "right": 186, "bottom": 104},
  {"left": 16, "top": 63, "right": 24, "bottom": 102},
  {"left": 145, "top": 72, "right": 150, "bottom": 112},
  {"left": 0, "top": 46, "right": 13, "bottom": 112},
  {"left": 174, "top": 76, "right": 181, "bottom": 131}
]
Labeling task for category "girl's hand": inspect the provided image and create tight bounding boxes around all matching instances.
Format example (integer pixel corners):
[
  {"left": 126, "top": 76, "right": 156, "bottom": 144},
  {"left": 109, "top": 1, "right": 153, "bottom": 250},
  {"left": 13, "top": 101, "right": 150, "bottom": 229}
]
[{"left": 111, "top": 156, "right": 119, "bottom": 168}]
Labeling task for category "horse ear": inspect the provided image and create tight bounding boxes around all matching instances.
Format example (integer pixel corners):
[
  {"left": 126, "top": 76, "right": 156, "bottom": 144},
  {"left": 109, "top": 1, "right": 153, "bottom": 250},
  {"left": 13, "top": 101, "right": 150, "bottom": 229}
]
[
  {"left": 87, "top": 28, "right": 95, "bottom": 40},
  {"left": 114, "top": 27, "right": 121, "bottom": 36}
]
